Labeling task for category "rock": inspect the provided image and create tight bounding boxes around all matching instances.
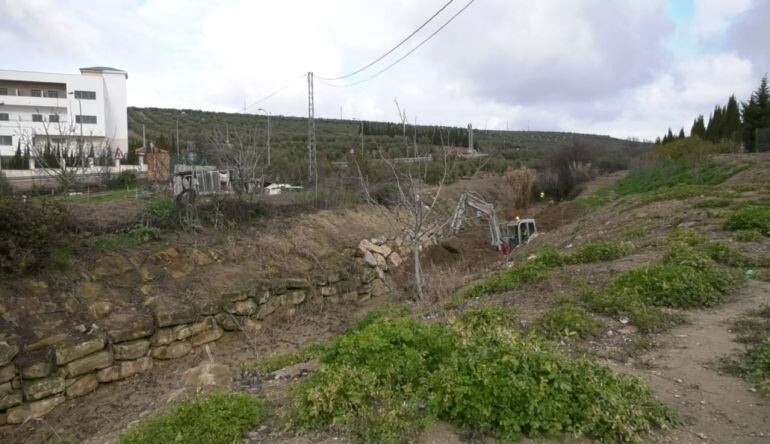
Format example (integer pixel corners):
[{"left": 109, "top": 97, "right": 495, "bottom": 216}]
[
  {"left": 325, "top": 273, "right": 342, "bottom": 284},
  {"left": 153, "top": 246, "right": 180, "bottom": 264},
  {"left": 181, "top": 362, "right": 233, "bottom": 391},
  {"left": 55, "top": 337, "right": 106, "bottom": 366},
  {"left": 0, "top": 381, "right": 11, "bottom": 395},
  {"left": 271, "top": 359, "right": 318, "bottom": 381},
  {"left": 375, "top": 267, "right": 386, "bottom": 280},
  {"left": 374, "top": 253, "right": 388, "bottom": 271},
  {"left": 362, "top": 250, "right": 377, "bottom": 268},
  {"left": 255, "top": 289, "right": 271, "bottom": 304},
  {"left": 189, "top": 248, "right": 214, "bottom": 266},
  {"left": 220, "top": 290, "right": 249, "bottom": 304},
  {"left": 256, "top": 297, "right": 280, "bottom": 320},
  {"left": 224, "top": 299, "right": 258, "bottom": 316},
  {"left": 189, "top": 325, "right": 223, "bottom": 347},
  {"left": 371, "top": 279, "right": 388, "bottom": 297},
  {"left": 174, "top": 318, "right": 216, "bottom": 341},
  {"left": 25, "top": 334, "right": 69, "bottom": 353},
  {"left": 114, "top": 339, "right": 151, "bottom": 360},
  {"left": 0, "top": 389, "right": 22, "bottom": 410},
  {"left": 152, "top": 301, "right": 198, "bottom": 328},
  {"left": 66, "top": 374, "right": 99, "bottom": 398},
  {"left": 152, "top": 327, "right": 177, "bottom": 346},
  {"left": 0, "top": 363, "right": 16, "bottom": 383},
  {"left": 88, "top": 301, "right": 113, "bottom": 319},
  {"left": 0, "top": 341, "right": 19, "bottom": 367},
  {"left": 23, "top": 375, "right": 64, "bottom": 401},
  {"left": 104, "top": 310, "right": 155, "bottom": 344},
  {"left": 325, "top": 294, "right": 340, "bottom": 304},
  {"left": 320, "top": 285, "right": 338, "bottom": 297},
  {"left": 287, "top": 290, "right": 306, "bottom": 305},
  {"left": 151, "top": 341, "right": 192, "bottom": 360},
  {"left": 342, "top": 291, "right": 357, "bottom": 303},
  {"left": 359, "top": 239, "right": 391, "bottom": 257},
  {"left": 96, "top": 357, "right": 153, "bottom": 383},
  {"left": 244, "top": 319, "right": 262, "bottom": 335},
  {"left": 7, "top": 395, "right": 65, "bottom": 424},
  {"left": 357, "top": 291, "right": 371, "bottom": 303},
  {"left": 388, "top": 252, "right": 403, "bottom": 268},
  {"left": 64, "top": 350, "right": 114, "bottom": 378},
  {"left": 215, "top": 313, "right": 245, "bottom": 331},
  {"left": 18, "top": 349, "right": 55, "bottom": 379},
  {"left": 91, "top": 255, "right": 134, "bottom": 279}
]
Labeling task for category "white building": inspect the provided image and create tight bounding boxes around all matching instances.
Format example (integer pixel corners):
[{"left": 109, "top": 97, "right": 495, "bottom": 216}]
[{"left": 0, "top": 67, "right": 127, "bottom": 158}]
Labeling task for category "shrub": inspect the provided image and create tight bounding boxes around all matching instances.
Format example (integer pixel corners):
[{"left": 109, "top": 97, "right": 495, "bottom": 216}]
[
  {"left": 735, "top": 229, "right": 764, "bottom": 242},
  {"left": 579, "top": 288, "right": 677, "bottom": 334},
  {"left": 247, "top": 341, "right": 330, "bottom": 375},
  {"left": 110, "top": 170, "right": 138, "bottom": 189},
  {"left": 94, "top": 226, "right": 161, "bottom": 252},
  {"left": 617, "top": 162, "right": 738, "bottom": 196},
  {"left": 0, "top": 195, "right": 72, "bottom": 274},
  {"left": 292, "top": 310, "right": 676, "bottom": 443},
  {"left": 119, "top": 393, "right": 267, "bottom": 444},
  {"left": 453, "top": 260, "right": 549, "bottom": 305},
  {"left": 567, "top": 241, "right": 634, "bottom": 264},
  {"left": 531, "top": 305, "right": 603, "bottom": 340},
  {"left": 725, "top": 206, "right": 770, "bottom": 236},
  {"left": 504, "top": 167, "right": 536, "bottom": 208}
]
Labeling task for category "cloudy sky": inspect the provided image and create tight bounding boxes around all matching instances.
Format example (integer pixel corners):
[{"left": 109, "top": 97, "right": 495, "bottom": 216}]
[{"left": 2, "top": 0, "right": 767, "bottom": 140}]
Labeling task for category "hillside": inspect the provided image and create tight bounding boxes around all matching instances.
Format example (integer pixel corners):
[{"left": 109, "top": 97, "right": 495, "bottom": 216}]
[{"left": 127, "top": 107, "right": 649, "bottom": 181}]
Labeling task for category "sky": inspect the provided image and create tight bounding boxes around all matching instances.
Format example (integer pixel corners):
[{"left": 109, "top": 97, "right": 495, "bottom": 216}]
[{"left": 1, "top": 0, "right": 768, "bottom": 140}]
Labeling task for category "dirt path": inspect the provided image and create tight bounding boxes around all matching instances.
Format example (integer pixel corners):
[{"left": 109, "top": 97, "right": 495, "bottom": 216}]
[{"left": 614, "top": 280, "right": 770, "bottom": 443}]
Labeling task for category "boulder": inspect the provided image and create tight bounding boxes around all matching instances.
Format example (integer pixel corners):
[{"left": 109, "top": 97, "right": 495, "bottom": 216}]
[
  {"left": 96, "top": 357, "right": 153, "bottom": 383},
  {"left": 173, "top": 318, "right": 215, "bottom": 341},
  {"left": 189, "top": 325, "right": 223, "bottom": 347},
  {"left": 151, "top": 341, "right": 192, "bottom": 360},
  {"left": 0, "top": 381, "right": 11, "bottom": 395},
  {"left": 7, "top": 395, "right": 65, "bottom": 424},
  {"left": 224, "top": 299, "right": 258, "bottom": 316},
  {"left": 87, "top": 301, "right": 113, "bottom": 319},
  {"left": 66, "top": 374, "right": 99, "bottom": 398},
  {"left": 359, "top": 239, "right": 391, "bottom": 257},
  {"left": 64, "top": 350, "right": 114, "bottom": 378},
  {"left": 114, "top": 339, "right": 151, "bottom": 361},
  {"left": 360, "top": 268, "right": 377, "bottom": 284},
  {"left": 320, "top": 285, "right": 338, "bottom": 297},
  {"left": 104, "top": 310, "right": 155, "bottom": 344},
  {"left": 388, "top": 252, "right": 403, "bottom": 268},
  {"left": 18, "top": 349, "right": 55, "bottom": 379},
  {"left": 189, "top": 248, "right": 214, "bottom": 266},
  {"left": 215, "top": 313, "right": 245, "bottom": 331},
  {"left": 0, "top": 365, "right": 15, "bottom": 384},
  {"left": 23, "top": 375, "right": 64, "bottom": 401},
  {"left": 91, "top": 255, "right": 134, "bottom": 279},
  {"left": 0, "top": 389, "right": 22, "bottom": 410},
  {"left": 181, "top": 362, "right": 233, "bottom": 392},
  {"left": 287, "top": 290, "right": 306, "bottom": 305},
  {"left": 374, "top": 253, "right": 388, "bottom": 271},
  {"left": 55, "top": 337, "right": 106, "bottom": 366},
  {"left": 220, "top": 290, "right": 249, "bottom": 304},
  {"left": 362, "top": 250, "right": 378, "bottom": 268},
  {"left": 371, "top": 279, "right": 389, "bottom": 298},
  {"left": 0, "top": 341, "right": 19, "bottom": 367},
  {"left": 256, "top": 297, "right": 280, "bottom": 320},
  {"left": 151, "top": 327, "right": 177, "bottom": 346},
  {"left": 152, "top": 301, "right": 198, "bottom": 328}
]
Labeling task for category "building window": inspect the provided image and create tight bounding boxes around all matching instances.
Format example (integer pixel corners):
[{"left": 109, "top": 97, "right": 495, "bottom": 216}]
[
  {"left": 0, "top": 135, "right": 12, "bottom": 146},
  {"left": 0, "top": 113, "right": 8, "bottom": 121},
  {"left": 47, "top": 90, "right": 59, "bottom": 98},
  {"left": 76, "top": 115, "right": 97, "bottom": 124},
  {"left": 0, "top": 88, "right": 6, "bottom": 95},
  {"left": 49, "top": 114, "right": 60, "bottom": 123},
  {"left": 73, "top": 90, "right": 96, "bottom": 100},
  {"left": 31, "top": 89, "right": 42, "bottom": 97},
  {"left": 32, "top": 114, "right": 43, "bottom": 122}
]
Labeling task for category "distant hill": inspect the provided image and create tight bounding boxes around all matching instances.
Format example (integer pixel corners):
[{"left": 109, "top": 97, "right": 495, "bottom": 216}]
[{"left": 127, "top": 107, "right": 649, "bottom": 182}]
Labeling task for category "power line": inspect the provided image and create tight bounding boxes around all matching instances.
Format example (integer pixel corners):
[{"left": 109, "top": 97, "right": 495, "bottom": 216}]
[
  {"left": 241, "top": 73, "right": 306, "bottom": 113},
  {"left": 317, "top": 0, "right": 455, "bottom": 81},
  {"left": 318, "top": 0, "right": 476, "bottom": 89}
]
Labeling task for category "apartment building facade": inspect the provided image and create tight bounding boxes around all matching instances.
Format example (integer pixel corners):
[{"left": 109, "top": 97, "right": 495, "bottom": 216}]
[{"left": 0, "top": 67, "right": 127, "bottom": 159}]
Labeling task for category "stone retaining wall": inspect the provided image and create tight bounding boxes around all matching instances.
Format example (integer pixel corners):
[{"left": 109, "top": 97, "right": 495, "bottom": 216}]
[{"left": 0, "top": 235, "right": 405, "bottom": 426}]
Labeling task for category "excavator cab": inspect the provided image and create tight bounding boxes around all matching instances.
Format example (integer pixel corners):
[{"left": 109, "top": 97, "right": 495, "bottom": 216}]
[{"left": 505, "top": 219, "right": 538, "bottom": 249}]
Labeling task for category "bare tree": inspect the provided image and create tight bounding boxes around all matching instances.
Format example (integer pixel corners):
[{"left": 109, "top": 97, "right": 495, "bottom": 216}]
[{"left": 208, "top": 125, "right": 267, "bottom": 196}]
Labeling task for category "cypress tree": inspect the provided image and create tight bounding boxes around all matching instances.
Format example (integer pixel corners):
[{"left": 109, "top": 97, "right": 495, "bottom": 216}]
[
  {"left": 678, "top": 128, "right": 685, "bottom": 139},
  {"left": 722, "top": 95, "right": 742, "bottom": 142},
  {"left": 742, "top": 75, "right": 770, "bottom": 151}
]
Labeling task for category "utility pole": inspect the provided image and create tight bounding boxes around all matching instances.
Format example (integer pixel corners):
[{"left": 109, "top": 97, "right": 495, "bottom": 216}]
[
  {"left": 175, "top": 117, "right": 179, "bottom": 158},
  {"left": 307, "top": 72, "right": 317, "bottom": 191},
  {"left": 258, "top": 108, "right": 271, "bottom": 166}
]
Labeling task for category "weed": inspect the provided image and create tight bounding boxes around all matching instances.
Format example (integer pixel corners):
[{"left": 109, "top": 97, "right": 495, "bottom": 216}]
[
  {"left": 567, "top": 241, "right": 634, "bottom": 264},
  {"left": 350, "top": 305, "right": 412, "bottom": 332},
  {"left": 624, "top": 227, "right": 648, "bottom": 239},
  {"left": 118, "top": 393, "right": 267, "bottom": 444},
  {"left": 449, "top": 260, "right": 548, "bottom": 307},
  {"left": 617, "top": 162, "right": 738, "bottom": 196},
  {"left": 720, "top": 345, "right": 770, "bottom": 395},
  {"left": 292, "top": 310, "right": 676, "bottom": 443},
  {"left": 574, "top": 187, "right": 612, "bottom": 209},
  {"left": 247, "top": 341, "right": 330, "bottom": 375},
  {"left": 531, "top": 305, "right": 603, "bottom": 340},
  {"left": 578, "top": 288, "right": 678, "bottom": 333},
  {"left": 735, "top": 229, "right": 764, "bottom": 242},
  {"left": 94, "top": 226, "right": 161, "bottom": 252},
  {"left": 50, "top": 246, "right": 73, "bottom": 270},
  {"left": 725, "top": 206, "right": 770, "bottom": 236}
]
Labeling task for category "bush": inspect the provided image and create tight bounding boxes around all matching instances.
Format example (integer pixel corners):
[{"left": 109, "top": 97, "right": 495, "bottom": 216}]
[
  {"left": 617, "top": 162, "right": 738, "bottom": 196},
  {"left": 725, "top": 206, "right": 770, "bottom": 236},
  {"left": 119, "top": 393, "right": 267, "bottom": 444},
  {"left": 110, "top": 170, "right": 138, "bottom": 189},
  {"left": 531, "top": 305, "right": 603, "bottom": 340},
  {"left": 568, "top": 241, "right": 634, "bottom": 264},
  {"left": 0, "top": 196, "right": 72, "bottom": 274},
  {"left": 293, "top": 309, "right": 676, "bottom": 443},
  {"left": 579, "top": 288, "right": 678, "bottom": 334},
  {"left": 735, "top": 229, "right": 764, "bottom": 242},
  {"left": 94, "top": 226, "right": 161, "bottom": 252},
  {"left": 504, "top": 167, "right": 536, "bottom": 208},
  {"left": 451, "top": 260, "right": 549, "bottom": 306}
]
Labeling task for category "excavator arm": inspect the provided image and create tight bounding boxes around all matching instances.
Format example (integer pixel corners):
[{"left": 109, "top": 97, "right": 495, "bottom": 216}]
[{"left": 451, "top": 191, "right": 503, "bottom": 248}]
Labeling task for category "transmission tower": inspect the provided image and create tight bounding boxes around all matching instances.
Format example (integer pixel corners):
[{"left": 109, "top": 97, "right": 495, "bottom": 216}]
[{"left": 307, "top": 72, "right": 317, "bottom": 190}]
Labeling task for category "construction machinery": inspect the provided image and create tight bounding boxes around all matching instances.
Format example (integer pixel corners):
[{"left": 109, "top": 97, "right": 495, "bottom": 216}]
[{"left": 451, "top": 191, "right": 537, "bottom": 254}]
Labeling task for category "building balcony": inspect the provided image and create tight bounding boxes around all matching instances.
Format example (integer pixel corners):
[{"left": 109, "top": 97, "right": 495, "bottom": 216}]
[{"left": 0, "top": 95, "right": 67, "bottom": 110}]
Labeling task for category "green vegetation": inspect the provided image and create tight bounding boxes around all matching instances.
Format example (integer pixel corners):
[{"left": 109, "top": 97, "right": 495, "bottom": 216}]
[
  {"left": 247, "top": 341, "right": 329, "bottom": 375},
  {"left": 694, "top": 198, "right": 732, "bottom": 209},
  {"left": 94, "top": 226, "right": 161, "bottom": 252},
  {"left": 63, "top": 188, "right": 137, "bottom": 205},
  {"left": 735, "top": 230, "right": 764, "bottom": 242},
  {"left": 118, "top": 393, "right": 267, "bottom": 444},
  {"left": 616, "top": 162, "right": 738, "bottom": 197},
  {"left": 574, "top": 187, "right": 612, "bottom": 209},
  {"left": 725, "top": 205, "right": 770, "bottom": 236},
  {"left": 624, "top": 227, "right": 648, "bottom": 239},
  {"left": 719, "top": 306, "right": 770, "bottom": 395},
  {"left": 531, "top": 305, "right": 603, "bottom": 340},
  {"left": 292, "top": 307, "right": 675, "bottom": 443},
  {"left": 449, "top": 260, "right": 548, "bottom": 307},
  {"left": 567, "top": 241, "right": 634, "bottom": 264}
]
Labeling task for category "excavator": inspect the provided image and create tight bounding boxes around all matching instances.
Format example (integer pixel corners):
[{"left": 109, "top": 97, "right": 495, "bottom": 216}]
[{"left": 450, "top": 191, "right": 537, "bottom": 254}]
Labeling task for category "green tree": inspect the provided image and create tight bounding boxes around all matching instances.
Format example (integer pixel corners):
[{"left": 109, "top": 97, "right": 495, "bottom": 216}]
[
  {"left": 691, "top": 115, "right": 706, "bottom": 138},
  {"left": 678, "top": 128, "right": 685, "bottom": 139},
  {"left": 742, "top": 75, "right": 770, "bottom": 151},
  {"left": 706, "top": 105, "right": 724, "bottom": 142},
  {"left": 722, "top": 95, "right": 742, "bottom": 142}
]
